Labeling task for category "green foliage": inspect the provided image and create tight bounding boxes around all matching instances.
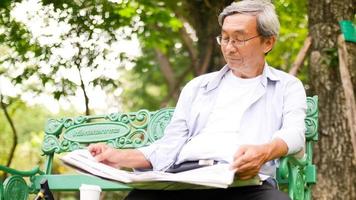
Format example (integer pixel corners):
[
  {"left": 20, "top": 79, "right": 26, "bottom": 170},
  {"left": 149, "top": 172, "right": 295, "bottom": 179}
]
[
  {"left": 120, "top": 53, "right": 169, "bottom": 110},
  {"left": 121, "top": 48, "right": 192, "bottom": 110},
  {"left": 0, "top": 0, "right": 128, "bottom": 115},
  {"left": 1, "top": 0, "right": 310, "bottom": 112},
  {"left": 0, "top": 0, "right": 310, "bottom": 113},
  {"left": 116, "top": 1, "right": 193, "bottom": 109},
  {"left": 121, "top": 0, "right": 309, "bottom": 109},
  {"left": 0, "top": 2, "right": 43, "bottom": 64},
  {"left": 3, "top": 0, "right": 307, "bottom": 111},
  {"left": 0, "top": 101, "right": 49, "bottom": 166},
  {"left": 267, "top": 0, "right": 308, "bottom": 72},
  {"left": 0, "top": 98, "right": 82, "bottom": 167}
]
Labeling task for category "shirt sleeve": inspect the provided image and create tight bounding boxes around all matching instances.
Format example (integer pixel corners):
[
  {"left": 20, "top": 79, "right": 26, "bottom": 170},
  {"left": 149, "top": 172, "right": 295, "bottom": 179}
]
[
  {"left": 272, "top": 78, "right": 307, "bottom": 155},
  {"left": 137, "top": 80, "right": 197, "bottom": 171}
]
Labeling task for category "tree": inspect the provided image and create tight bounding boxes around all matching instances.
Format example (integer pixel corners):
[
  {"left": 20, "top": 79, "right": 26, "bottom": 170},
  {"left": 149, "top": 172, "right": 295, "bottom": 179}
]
[
  {"left": 120, "top": 0, "right": 308, "bottom": 110},
  {"left": 1, "top": 0, "right": 126, "bottom": 116},
  {"left": 1, "top": 0, "right": 308, "bottom": 111},
  {"left": 13, "top": 0, "right": 125, "bottom": 115},
  {"left": 308, "top": 0, "right": 356, "bottom": 199}
]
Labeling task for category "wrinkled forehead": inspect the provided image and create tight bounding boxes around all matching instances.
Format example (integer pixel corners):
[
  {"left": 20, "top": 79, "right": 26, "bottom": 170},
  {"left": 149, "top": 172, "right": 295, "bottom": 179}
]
[{"left": 221, "top": 14, "right": 258, "bottom": 35}]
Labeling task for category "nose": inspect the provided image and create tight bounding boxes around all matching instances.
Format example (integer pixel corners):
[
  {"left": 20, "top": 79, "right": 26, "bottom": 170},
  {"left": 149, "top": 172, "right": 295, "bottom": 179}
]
[{"left": 224, "top": 40, "right": 237, "bottom": 53}]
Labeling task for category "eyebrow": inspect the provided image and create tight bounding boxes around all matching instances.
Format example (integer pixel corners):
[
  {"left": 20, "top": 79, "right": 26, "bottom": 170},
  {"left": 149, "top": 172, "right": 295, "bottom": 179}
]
[{"left": 221, "top": 30, "right": 246, "bottom": 34}]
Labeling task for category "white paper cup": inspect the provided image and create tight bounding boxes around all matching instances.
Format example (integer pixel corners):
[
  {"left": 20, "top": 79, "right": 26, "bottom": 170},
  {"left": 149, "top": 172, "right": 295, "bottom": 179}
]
[{"left": 79, "top": 184, "right": 102, "bottom": 200}]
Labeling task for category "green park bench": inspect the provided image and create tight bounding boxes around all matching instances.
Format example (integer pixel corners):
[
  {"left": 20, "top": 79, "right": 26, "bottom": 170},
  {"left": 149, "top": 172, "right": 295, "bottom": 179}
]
[{"left": 0, "top": 96, "right": 318, "bottom": 200}]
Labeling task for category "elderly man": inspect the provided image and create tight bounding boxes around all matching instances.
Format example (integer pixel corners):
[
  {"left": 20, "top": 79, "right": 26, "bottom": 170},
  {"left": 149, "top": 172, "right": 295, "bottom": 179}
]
[{"left": 89, "top": 0, "right": 306, "bottom": 199}]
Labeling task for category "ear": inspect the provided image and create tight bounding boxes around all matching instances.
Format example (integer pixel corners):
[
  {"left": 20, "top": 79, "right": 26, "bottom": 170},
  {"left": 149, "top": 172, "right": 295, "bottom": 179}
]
[{"left": 263, "top": 36, "right": 276, "bottom": 54}]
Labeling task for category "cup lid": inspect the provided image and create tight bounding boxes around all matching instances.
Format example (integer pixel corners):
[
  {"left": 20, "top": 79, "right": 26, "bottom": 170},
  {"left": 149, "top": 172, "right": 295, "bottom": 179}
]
[{"left": 79, "top": 184, "right": 102, "bottom": 192}]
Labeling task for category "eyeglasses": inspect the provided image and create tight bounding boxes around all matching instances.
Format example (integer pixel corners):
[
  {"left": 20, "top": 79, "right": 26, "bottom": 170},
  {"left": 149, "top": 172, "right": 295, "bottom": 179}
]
[{"left": 216, "top": 34, "right": 260, "bottom": 47}]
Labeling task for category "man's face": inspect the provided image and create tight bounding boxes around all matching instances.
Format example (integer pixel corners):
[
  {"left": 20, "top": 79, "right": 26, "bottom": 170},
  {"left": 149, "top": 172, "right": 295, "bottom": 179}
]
[{"left": 220, "top": 14, "right": 274, "bottom": 77}]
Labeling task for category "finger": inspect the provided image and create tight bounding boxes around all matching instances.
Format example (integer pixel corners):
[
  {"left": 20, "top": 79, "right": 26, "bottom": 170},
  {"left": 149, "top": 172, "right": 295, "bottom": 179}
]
[
  {"left": 231, "top": 147, "right": 246, "bottom": 169},
  {"left": 94, "top": 151, "right": 108, "bottom": 162},
  {"left": 237, "top": 170, "right": 258, "bottom": 180},
  {"left": 235, "top": 161, "right": 252, "bottom": 172},
  {"left": 88, "top": 143, "right": 107, "bottom": 156},
  {"left": 238, "top": 174, "right": 255, "bottom": 180},
  {"left": 233, "top": 146, "right": 246, "bottom": 160},
  {"left": 94, "top": 148, "right": 115, "bottom": 162},
  {"left": 88, "top": 144, "right": 100, "bottom": 155},
  {"left": 234, "top": 146, "right": 250, "bottom": 163},
  {"left": 232, "top": 154, "right": 250, "bottom": 170}
]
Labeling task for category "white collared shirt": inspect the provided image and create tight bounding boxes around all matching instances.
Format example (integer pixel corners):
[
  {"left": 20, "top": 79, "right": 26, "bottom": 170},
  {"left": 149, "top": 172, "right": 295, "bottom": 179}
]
[
  {"left": 176, "top": 71, "right": 262, "bottom": 164},
  {"left": 139, "top": 64, "right": 307, "bottom": 179}
]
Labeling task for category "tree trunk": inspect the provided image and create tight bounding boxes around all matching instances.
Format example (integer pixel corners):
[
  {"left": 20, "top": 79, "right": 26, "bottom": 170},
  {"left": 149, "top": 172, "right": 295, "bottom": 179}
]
[
  {"left": 308, "top": 0, "right": 356, "bottom": 199},
  {"left": 77, "top": 66, "right": 90, "bottom": 116},
  {"left": 181, "top": 0, "right": 233, "bottom": 74},
  {"left": 0, "top": 95, "right": 18, "bottom": 180},
  {"left": 158, "top": 0, "right": 233, "bottom": 106}
]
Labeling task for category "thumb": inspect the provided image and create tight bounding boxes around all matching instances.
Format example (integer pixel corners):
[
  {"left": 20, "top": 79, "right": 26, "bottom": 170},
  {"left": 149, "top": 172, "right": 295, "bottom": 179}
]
[{"left": 234, "top": 146, "right": 247, "bottom": 159}]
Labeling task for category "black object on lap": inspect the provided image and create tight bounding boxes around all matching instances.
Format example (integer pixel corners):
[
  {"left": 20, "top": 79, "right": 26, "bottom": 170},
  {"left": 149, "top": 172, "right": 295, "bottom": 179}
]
[{"left": 165, "top": 160, "right": 218, "bottom": 173}]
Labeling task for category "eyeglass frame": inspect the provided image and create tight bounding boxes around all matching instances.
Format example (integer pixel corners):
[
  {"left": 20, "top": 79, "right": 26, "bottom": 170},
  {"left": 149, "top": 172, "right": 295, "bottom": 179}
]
[{"left": 216, "top": 34, "right": 261, "bottom": 47}]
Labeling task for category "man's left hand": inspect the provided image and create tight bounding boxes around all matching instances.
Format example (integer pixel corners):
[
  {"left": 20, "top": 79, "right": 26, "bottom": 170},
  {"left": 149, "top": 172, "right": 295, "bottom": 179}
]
[{"left": 231, "top": 144, "right": 270, "bottom": 180}]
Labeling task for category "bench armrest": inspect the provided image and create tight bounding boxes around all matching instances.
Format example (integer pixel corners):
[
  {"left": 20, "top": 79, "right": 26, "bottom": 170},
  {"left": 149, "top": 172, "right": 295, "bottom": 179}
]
[
  {"left": 0, "top": 164, "right": 45, "bottom": 200},
  {"left": 277, "top": 154, "right": 316, "bottom": 200},
  {"left": 0, "top": 165, "right": 44, "bottom": 177}
]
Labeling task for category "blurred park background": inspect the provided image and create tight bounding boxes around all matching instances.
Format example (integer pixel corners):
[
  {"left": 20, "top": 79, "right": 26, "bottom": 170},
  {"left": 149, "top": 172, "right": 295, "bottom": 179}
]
[{"left": 0, "top": 0, "right": 355, "bottom": 199}]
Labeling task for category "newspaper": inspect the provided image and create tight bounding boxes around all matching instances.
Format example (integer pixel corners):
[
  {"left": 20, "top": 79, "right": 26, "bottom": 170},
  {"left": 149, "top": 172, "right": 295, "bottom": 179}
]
[{"left": 60, "top": 149, "right": 236, "bottom": 188}]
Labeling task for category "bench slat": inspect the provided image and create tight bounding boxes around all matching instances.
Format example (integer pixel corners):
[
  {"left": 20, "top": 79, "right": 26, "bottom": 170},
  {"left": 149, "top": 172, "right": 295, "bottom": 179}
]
[
  {"left": 31, "top": 175, "right": 133, "bottom": 191},
  {"left": 30, "top": 174, "right": 261, "bottom": 192}
]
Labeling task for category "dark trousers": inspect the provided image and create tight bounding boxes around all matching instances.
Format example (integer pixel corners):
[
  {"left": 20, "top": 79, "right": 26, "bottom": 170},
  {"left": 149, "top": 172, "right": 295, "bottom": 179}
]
[{"left": 124, "top": 181, "right": 291, "bottom": 200}]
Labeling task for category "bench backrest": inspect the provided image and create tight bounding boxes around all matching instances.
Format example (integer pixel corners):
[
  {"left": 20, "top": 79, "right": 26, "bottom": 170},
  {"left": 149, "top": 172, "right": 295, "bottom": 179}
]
[{"left": 42, "top": 96, "right": 318, "bottom": 175}]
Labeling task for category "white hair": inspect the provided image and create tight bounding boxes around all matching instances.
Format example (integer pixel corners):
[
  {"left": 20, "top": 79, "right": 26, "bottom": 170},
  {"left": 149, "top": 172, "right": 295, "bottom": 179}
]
[{"left": 218, "top": 0, "right": 280, "bottom": 38}]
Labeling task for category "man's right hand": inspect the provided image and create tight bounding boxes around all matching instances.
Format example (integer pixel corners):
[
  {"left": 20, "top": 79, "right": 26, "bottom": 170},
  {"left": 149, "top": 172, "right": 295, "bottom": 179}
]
[
  {"left": 88, "top": 143, "right": 122, "bottom": 168},
  {"left": 88, "top": 143, "right": 152, "bottom": 169}
]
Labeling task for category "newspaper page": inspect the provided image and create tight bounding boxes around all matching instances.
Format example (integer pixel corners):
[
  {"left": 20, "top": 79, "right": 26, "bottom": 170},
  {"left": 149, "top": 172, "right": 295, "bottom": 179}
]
[{"left": 60, "top": 149, "right": 235, "bottom": 188}]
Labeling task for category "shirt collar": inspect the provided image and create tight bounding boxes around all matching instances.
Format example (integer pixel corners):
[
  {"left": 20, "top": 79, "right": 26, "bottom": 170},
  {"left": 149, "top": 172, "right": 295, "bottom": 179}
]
[
  {"left": 261, "top": 63, "right": 280, "bottom": 86},
  {"left": 201, "top": 65, "right": 229, "bottom": 93},
  {"left": 201, "top": 63, "right": 280, "bottom": 93}
]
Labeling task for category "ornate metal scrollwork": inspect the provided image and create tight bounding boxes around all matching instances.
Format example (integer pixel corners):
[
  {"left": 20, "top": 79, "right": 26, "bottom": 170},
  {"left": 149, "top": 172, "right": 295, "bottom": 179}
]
[
  {"left": 306, "top": 97, "right": 318, "bottom": 118},
  {"left": 67, "top": 141, "right": 82, "bottom": 151},
  {"left": 118, "top": 114, "right": 130, "bottom": 124},
  {"left": 61, "top": 116, "right": 89, "bottom": 129},
  {"left": 63, "top": 118, "right": 75, "bottom": 128},
  {"left": 129, "top": 129, "right": 149, "bottom": 147},
  {"left": 291, "top": 167, "right": 305, "bottom": 200},
  {"left": 278, "top": 157, "right": 290, "bottom": 180},
  {"left": 133, "top": 110, "right": 151, "bottom": 129},
  {"left": 44, "top": 119, "right": 64, "bottom": 136},
  {"left": 147, "top": 108, "right": 174, "bottom": 143},
  {"left": 305, "top": 118, "right": 318, "bottom": 140},
  {"left": 59, "top": 140, "right": 70, "bottom": 152},
  {"left": 114, "top": 129, "right": 148, "bottom": 148},
  {"left": 303, "top": 186, "right": 312, "bottom": 200},
  {"left": 106, "top": 110, "right": 150, "bottom": 129},
  {"left": 42, "top": 134, "right": 83, "bottom": 154},
  {"left": 3, "top": 175, "right": 28, "bottom": 200},
  {"left": 59, "top": 140, "right": 82, "bottom": 152},
  {"left": 107, "top": 112, "right": 120, "bottom": 121},
  {"left": 0, "top": 180, "right": 3, "bottom": 200},
  {"left": 277, "top": 155, "right": 308, "bottom": 199},
  {"left": 42, "top": 135, "right": 61, "bottom": 154},
  {"left": 305, "top": 96, "right": 319, "bottom": 141},
  {"left": 122, "top": 110, "right": 151, "bottom": 128},
  {"left": 74, "top": 116, "right": 88, "bottom": 124}
]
